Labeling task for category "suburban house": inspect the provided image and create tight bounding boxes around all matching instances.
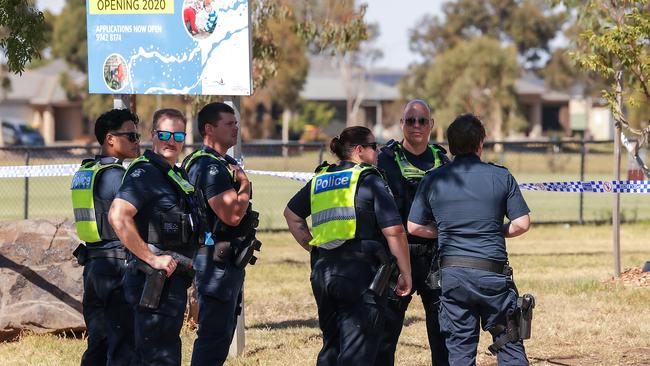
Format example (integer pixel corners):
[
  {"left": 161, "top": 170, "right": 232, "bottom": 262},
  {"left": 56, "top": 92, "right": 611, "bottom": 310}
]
[
  {"left": 300, "top": 58, "right": 615, "bottom": 141},
  {"left": 0, "top": 59, "right": 85, "bottom": 145}
]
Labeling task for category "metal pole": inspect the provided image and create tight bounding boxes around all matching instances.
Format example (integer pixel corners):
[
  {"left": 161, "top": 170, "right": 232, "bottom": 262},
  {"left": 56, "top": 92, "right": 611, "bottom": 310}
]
[
  {"left": 23, "top": 151, "right": 30, "bottom": 220},
  {"left": 113, "top": 94, "right": 131, "bottom": 110},
  {"left": 579, "top": 140, "right": 585, "bottom": 224},
  {"left": 224, "top": 96, "right": 245, "bottom": 356},
  {"left": 318, "top": 143, "right": 325, "bottom": 165},
  {"left": 612, "top": 71, "right": 623, "bottom": 277}
]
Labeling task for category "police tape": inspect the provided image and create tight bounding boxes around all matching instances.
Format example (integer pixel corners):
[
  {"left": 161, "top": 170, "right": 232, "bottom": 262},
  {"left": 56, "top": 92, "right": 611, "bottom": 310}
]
[{"left": 1, "top": 163, "right": 650, "bottom": 193}]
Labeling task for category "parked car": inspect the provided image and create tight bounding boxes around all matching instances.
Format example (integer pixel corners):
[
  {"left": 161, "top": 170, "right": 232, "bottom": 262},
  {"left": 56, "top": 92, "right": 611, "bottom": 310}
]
[{"left": 1, "top": 120, "right": 45, "bottom": 146}]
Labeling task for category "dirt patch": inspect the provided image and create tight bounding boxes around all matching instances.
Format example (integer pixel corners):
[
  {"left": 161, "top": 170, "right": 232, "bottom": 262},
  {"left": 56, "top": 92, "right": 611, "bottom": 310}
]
[{"left": 604, "top": 267, "right": 650, "bottom": 288}]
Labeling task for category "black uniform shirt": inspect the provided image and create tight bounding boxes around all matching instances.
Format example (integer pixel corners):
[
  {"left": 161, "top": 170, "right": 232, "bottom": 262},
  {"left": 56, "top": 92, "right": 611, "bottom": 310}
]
[
  {"left": 377, "top": 145, "right": 447, "bottom": 244},
  {"left": 408, "top": 154, "right": 530, "bottom": 261},
  {"left": 91, "top": 155, "right": 125, "bottom": 250},
  {"left": 115, "top": 150, "right": 186, "bottom": 242},
  {"left": 185, "top": 146, "right": 236, "bottom": 229},
  {"left": 287, "top": 161, "right": 402, "bottom": 251}
]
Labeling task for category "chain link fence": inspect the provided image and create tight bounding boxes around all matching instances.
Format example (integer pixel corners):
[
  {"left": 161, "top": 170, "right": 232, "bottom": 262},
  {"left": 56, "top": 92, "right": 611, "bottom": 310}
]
[{"left": 1, "top": 140, "right": 649, "bottom": 229}]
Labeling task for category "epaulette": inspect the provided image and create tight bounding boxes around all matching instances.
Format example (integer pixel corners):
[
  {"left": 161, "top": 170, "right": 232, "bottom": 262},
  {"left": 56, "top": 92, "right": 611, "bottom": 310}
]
[
  {"left": 223, "top": 154, "right": 238, "bottom": 165},
  {"left": 314, "top": 160, "right": 332, "bottom": 173},
  {"left": 380, "top": 139, "right": 399, "bottom": 158},
  {"left": 99, "top": 156, "right": 122, "bottom": 165},
  {"left": 488, "top": 162, "right": 508, "bottom": 170},
  {"left": 430, "top": 143, "right": 447, "bottom": 155}
]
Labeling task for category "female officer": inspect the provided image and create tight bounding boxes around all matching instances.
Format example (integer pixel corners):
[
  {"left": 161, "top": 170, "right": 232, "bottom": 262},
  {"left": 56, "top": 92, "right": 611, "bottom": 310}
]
[{"left": 284, "top": 126, "right": 412, "bottom": 365}]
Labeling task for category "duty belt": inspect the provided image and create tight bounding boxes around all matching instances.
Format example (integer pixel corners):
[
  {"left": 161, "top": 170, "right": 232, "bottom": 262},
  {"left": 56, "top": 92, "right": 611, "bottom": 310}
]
[
  {"left": 315, "top": 247, "right": 386, "bottom": 265},
  {"left": 441, "top": 256, "right": 512, "bottom": 276},
  {"left": 86, "top": 247, "right": 127, "bottom": 260}
]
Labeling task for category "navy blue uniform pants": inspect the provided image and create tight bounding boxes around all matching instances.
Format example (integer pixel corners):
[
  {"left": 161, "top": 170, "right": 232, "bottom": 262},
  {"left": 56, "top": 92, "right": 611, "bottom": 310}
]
[
  {"left": 191, "top": 250, "right": 245, "bottom": 366},
  {"left": 311, "top": 256, "right": 386, "bottom": 366},
  {"left": 439, "top": 267, "right": 528, "bottom": 366},
  {"left": 81, "top": 257, "right": 134, "bottom": 366},
  {"left": 376, "top": 248, "right": 448, "bottom": 366},
  {"left": 123, "top": 264, "right": 192, "bottom": 366}
]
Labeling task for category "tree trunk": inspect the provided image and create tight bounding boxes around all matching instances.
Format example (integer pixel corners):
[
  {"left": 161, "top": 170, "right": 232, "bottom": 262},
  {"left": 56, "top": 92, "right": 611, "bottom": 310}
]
[{"left": 491, "top": 99, "right": 503, "bottom": 152}]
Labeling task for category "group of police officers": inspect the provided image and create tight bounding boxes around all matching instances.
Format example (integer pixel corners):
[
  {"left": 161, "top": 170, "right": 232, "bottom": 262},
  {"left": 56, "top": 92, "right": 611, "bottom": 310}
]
[{"left": 71, "top": 99, "right": 532, "bottom": 366}]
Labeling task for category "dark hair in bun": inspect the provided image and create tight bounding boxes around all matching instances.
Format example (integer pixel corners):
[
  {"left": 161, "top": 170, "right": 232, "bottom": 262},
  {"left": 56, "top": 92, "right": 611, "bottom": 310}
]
[{"left": 329, "top": 126, "right": 373, "bottom": 161}]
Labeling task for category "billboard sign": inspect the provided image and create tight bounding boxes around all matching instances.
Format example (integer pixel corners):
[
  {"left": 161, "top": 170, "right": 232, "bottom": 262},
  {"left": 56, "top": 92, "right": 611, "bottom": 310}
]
[{"left": 86, "top": 0, "right": 252, "bottom": 95}]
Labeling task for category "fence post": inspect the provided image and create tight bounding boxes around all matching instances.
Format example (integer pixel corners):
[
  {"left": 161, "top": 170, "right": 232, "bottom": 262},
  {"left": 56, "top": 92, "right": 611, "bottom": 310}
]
[
  {"left": 23, "top": 150, "right": 30, "bottom": 220},
  {"left": 579, "top": 140, "right": 586, "bottom": 224},
  {"left": 318, "top": 143, "right": 325, "bottom": 165}
]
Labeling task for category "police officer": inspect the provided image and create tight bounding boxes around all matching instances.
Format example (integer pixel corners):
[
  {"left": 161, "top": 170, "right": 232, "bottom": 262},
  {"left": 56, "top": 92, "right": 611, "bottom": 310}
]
[
  {"left": 376, "top": 99, "right": 450, "bottom": 366},
  {"left": 407, "top": 114, "right": 531, "bottom": 365},
  {"left": 182, "top": 102, "right": 252, "bottom": 365},
  {"left": 284, "top": 126, "right": 413, "bottom": 365},
  {"left": 71, "top": 109, "right": 140, "bottom": 365},
  {"left": 109, "top": 108, "right": 203, "bottom": 366}
]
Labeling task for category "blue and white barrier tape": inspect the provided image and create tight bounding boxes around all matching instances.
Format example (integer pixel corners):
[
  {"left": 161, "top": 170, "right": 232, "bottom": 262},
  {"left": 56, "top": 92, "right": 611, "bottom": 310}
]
[{"left": 1, "top": 163, "right": 649, "bottom": 193}]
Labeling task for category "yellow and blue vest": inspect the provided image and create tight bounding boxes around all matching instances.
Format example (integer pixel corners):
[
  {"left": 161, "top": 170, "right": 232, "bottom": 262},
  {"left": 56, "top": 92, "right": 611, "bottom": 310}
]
[
  {"left": 70, "top": 158, "right": 124, "bottom": 244},
  {"left": 309, "top": 163, "right": 376, "bottom": 249}
]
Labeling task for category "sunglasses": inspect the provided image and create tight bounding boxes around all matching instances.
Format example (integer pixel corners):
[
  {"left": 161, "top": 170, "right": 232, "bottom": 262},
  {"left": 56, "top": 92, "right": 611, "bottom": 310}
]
[
  {"left": 155, "top": 130, "right": 186, "bottom": 142},
  {"left": 111, "top": 131, "right": 140, "bottom": 143},
  {"left": 356, "top": 142, "right": 378, "bottom": 151},
  {"left": 404, "top": 117, "right": 430, "bottom": 126}
]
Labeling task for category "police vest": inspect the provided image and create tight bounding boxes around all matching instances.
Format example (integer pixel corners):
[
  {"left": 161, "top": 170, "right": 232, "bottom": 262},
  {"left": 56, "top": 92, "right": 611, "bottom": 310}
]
[
  {"left": 181, "top": 148, "right": 239, "bottom": 235},
  {"left": 181, "top": 148, "right": 235, "bottom": 183},
  {"left": 71, "top": 158, "right": 124, "bottom": 244},
  {"left": 126, "top": 152, "right": 201, "bottom": 250},
  {"left": 392, "top": 142, "right": 443, "bottom": 180},
  {"left": 309, "top": 163, "right": 377, "bottom": 249}
]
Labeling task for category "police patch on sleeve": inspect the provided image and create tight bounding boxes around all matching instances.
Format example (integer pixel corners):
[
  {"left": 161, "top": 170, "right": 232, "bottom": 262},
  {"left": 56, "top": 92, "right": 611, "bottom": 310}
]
[
  {"left": 209, "top": 165, "right": 219, "bottom": 176},
  {"left": 130, "top": 168, "right": 145, "bottom": 178}
]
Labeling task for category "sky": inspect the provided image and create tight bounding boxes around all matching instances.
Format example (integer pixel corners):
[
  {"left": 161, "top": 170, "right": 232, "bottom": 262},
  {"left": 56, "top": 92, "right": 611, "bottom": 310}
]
[{"left": 36, "top": 0, "right": 443, "bottom": 71}]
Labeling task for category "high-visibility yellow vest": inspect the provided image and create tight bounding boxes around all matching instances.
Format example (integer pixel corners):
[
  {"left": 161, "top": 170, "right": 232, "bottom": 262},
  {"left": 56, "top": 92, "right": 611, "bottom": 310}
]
[
  {"left": 70, "top": 158, "right": 124, "bottom": 244},
  {"left": 309, "top": 163, "right": 376, "bottom": 249},
  {"left": 181, "top": 148, "right": 235, "bottom": 182},
  {"left": 393, "top": 143, "right": 443, "bottom": 180},
  {"left": 126, "top": 154, "right": 195, "bottom": 194}
]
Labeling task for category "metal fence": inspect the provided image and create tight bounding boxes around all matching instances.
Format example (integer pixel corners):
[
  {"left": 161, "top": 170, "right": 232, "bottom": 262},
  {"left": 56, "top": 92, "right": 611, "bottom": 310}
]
[{"left": 1, "top": 140, "right": 648, "bottom": 229}]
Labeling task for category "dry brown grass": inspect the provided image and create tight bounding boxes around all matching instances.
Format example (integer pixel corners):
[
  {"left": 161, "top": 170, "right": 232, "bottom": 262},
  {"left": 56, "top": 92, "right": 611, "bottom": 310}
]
[{"left": 1, "top": 224, "right": 650, "bottom": 365}]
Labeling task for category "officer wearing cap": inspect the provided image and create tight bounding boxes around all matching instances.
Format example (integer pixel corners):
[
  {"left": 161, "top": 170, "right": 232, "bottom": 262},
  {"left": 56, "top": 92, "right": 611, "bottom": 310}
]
[
  {"left": 376, "top": 99, "right": 450, "bottom": 366},
  {"left": 284, "top": 126, "right": 412, "bottom": 365},
  {"left": 109, "top": 108, "right": 204, "bottom": 366},
  {"left": 408, "top": 114, "right": 531, "bottom": 365},
  {"left": 182, "top": 102, "right": 253, "bottom": 365},
  {"left": 71, "top": 109, "right": 140, "bottom": 365}
]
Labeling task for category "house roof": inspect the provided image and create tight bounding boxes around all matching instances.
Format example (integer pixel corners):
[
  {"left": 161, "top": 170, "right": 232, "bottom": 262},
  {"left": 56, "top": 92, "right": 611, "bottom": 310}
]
[
  {"left": 302, "top": 56, "right": 573, "bottom": 104},
  {"left": 514, "top": 72, "right": 571, "bottom": 102},
  {"left": 301, "top": 56, "right": 402, "bottom": 102},
  {"left": 4, "top": 59, "right": 83, "bottom": 105}
]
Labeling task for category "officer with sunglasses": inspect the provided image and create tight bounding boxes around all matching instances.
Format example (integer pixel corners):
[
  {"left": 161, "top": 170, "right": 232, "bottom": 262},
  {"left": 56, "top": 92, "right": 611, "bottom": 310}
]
[
  {"left": 109, "top": 108, "right": 204, "bottom": 366},
  {"left": 376, "top": 100, "right": 450, "bottom": 366},
  {"left": 285, "top": 126, "right": 412, "bottom": 365},
  {"left": 70, "top": 108, "right": 140, "bottom": 365},
  {"left": 181, "top": 102, "right": 253, "bottom": 366}
]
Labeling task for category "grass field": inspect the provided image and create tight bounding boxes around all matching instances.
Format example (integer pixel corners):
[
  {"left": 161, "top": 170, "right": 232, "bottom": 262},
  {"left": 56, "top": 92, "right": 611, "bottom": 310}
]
[{"left": 1, "top": 224, "right": 649, "bottom": 365}]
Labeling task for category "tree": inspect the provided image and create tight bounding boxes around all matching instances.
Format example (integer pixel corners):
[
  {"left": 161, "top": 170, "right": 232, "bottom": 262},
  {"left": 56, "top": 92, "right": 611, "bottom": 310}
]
[
  {"left": 0, "top": 0, "right": 45, "bottom": 74},
  {"left": 565, "top": 0, "right": 650, "bottom": 276},
  {"left": 569, "top": 0, "right": 650, "bottom": 170},
  {"left": 404, "top": 0, "right": 566, "bottom": 140},
  {"left": 409, "top": 0, "right": 565, "bottom": 69}
]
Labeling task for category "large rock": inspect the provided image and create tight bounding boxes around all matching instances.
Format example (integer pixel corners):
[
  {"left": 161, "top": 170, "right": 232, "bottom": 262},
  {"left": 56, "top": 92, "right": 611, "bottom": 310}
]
[{"left": 0, "top": 219, "right": 84, "bottom": 341}]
